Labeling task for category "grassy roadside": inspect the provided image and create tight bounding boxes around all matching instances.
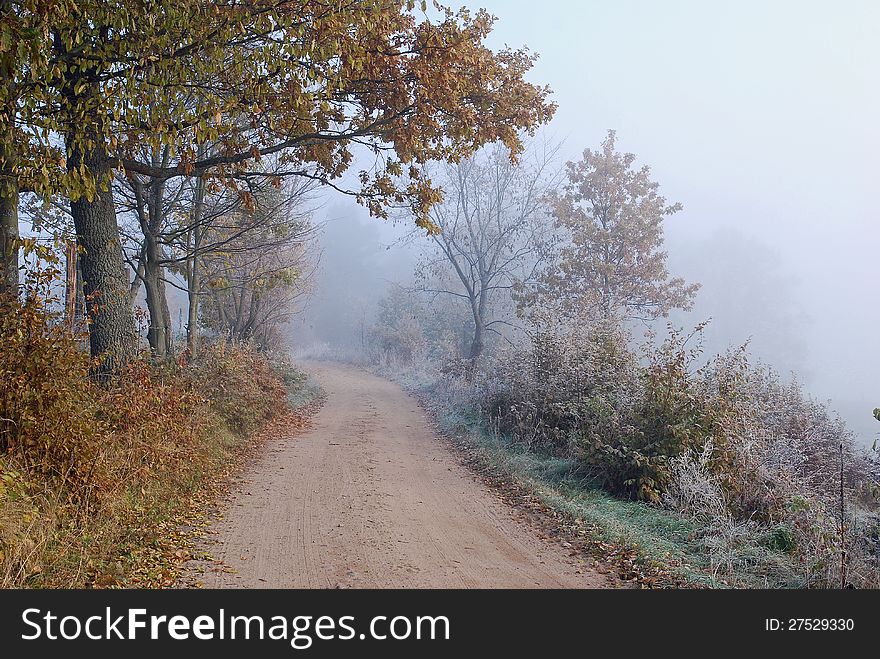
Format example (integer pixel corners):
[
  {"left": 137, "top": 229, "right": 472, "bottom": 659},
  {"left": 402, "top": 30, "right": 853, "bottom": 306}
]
[
  {"left": 122, "top": 366, "right": 325, "bottom": 590},
  {"left": 0, "top": 329, "right": 322, "bottom": 588},
  {"left": 414, "top": 389, "right": 806, "bottom": 589}
]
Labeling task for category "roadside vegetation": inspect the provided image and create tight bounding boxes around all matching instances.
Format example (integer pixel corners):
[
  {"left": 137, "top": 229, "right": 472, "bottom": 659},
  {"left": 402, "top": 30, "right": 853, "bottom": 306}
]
[
  {"left": 422, "top": 330, "right": 878, "bottom": 588},
  {"left": 0, "top": 280, "right": 313, "bottom": 587}
]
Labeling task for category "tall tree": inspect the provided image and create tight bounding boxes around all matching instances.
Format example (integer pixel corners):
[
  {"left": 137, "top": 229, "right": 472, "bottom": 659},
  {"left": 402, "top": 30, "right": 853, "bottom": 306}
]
[
  {"left": 123, "top": 155, "right": 177, "bottom": 359},
  {"left": 520, "top": 130, "right": 698, "bottom": 323},
  {"left": 0, "top": 0, "right": 58, "bottom": 296},
  {"left": 416, "top": 141, "right": 558, "bottom": 359},
  {"left": 182, "top": 154, "right": 206, "bottom": 357}
]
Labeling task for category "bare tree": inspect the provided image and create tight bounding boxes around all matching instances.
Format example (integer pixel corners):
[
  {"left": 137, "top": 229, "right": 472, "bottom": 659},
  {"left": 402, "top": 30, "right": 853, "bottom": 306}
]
[{"left": 414, "top": 141, "right": 560, "bottom": 359}]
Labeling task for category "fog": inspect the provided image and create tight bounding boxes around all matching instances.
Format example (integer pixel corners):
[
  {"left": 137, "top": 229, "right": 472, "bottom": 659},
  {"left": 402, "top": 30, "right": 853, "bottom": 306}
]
[
  {"left": 291, "top": 201, "right": 416, "bottom": 355},
  {"left": 292, "top": 1, "right": 879, "bottom": 443}
]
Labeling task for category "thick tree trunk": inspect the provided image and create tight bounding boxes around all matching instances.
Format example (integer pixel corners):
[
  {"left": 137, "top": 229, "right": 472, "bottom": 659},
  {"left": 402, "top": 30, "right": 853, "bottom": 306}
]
[
  {"left": 68, "top": 144, "right": 138, "bottom": 372},
  {"left": 60, "top": 32, "right": 137, "bottom": 372}
]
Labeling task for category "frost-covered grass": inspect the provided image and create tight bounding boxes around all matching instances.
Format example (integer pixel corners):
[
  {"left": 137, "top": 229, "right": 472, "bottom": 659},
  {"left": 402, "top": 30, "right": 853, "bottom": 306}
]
[
  {"left": 283, "top": 372, "right": 324, "bottom": 410},
  {"left": 435, "top": 405, "right": 811, "bottom": 588}
]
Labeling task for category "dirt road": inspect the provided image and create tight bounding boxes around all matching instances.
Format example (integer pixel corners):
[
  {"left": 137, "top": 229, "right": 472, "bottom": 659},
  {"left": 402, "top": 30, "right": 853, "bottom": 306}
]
[{"left": 188, "top": 361, "right": 611, "bottom": 588}]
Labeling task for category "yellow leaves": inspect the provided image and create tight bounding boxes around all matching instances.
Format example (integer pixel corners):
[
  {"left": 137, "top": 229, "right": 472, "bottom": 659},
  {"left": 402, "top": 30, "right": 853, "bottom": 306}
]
[
  {"left": 0, "top": 467, "right": 24, "bottom": 502},
  {"left": 72, "top": 79, "right": 88, "bottom": 97}
]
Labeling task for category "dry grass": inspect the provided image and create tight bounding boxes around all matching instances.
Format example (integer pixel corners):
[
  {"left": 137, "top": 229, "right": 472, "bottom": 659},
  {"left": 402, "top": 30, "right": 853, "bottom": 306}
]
[{"left": 0, "top": 295, "right": 307, "bottom": 587}]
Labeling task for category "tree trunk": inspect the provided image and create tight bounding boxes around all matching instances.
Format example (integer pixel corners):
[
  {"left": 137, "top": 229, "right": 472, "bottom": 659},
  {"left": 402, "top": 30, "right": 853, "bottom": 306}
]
[
  {"left": 468, "top": 321, "right": 484, "bottom": 360},
  {"left": 142, "top": 232, "right": 171, "bottom": 359},
  {"left": 0, "top": 179, "right": 17, "bottom": 298},
  {"left": 63, "top": 240, "right": 77, "bottom": 331},
  {"left": 468, "top": 289, "right": 487, "bottom": 360},
  {"left": 186, "top": 167, "right": 206, "bottom": 357},
  {"left": 0, "top": 7, "right": 18, "bottom": 299},
  {"left": 187, "top": 256, "right": 200, "bottom": 356},
  {"left": 68, "top": 143, "right": 138, "bottom": 372},
  {"left": 128, "top": 240, "right": 146, "bottom": 307},
  {"left": 468, "top": 297, "right": 484, "bottom": 360},
  {"left": 130, "top": 172, "right": 175, "bottom": 361},
  {"left": 240, "top": 289, "right": 262, "bottom": 344},
  {"left": 141, "top": 181, "right": 173, "bottom": 359}
]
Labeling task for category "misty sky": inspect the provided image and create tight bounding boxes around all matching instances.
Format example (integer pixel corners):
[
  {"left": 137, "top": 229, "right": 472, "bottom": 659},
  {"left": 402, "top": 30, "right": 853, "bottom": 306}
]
[{"left": 305, "top": 1, "right": 879, "bottom": 441}]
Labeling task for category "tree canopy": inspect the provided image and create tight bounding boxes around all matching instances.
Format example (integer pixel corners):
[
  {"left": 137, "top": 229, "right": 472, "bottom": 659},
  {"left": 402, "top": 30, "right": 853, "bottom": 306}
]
[
  {"left": 16, "top": 1, "right": 555, "bottom": 219},
  {"left": 2, "top": 0, "right": 556, "bottom": 367}
]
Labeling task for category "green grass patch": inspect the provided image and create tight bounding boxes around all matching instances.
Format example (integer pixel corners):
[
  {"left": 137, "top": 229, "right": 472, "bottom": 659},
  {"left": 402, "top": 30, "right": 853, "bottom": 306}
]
[{"left": 435, "top": 406, "right": 805, "bottom": 588}]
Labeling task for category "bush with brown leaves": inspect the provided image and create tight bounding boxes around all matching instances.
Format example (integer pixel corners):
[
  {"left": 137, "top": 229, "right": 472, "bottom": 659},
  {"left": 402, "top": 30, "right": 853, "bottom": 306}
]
[{"left": 0, "top": 293, "right": 294, "bottom": 587}]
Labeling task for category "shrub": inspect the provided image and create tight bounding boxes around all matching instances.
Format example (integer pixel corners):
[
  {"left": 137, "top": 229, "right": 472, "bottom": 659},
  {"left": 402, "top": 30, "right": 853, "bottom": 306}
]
[
  {"left": 477, "top": 321, "right": 734, "bottom": 502},
  {"left": 0, "top": 294, "right": 107, "bottom": 500},
  {"left": 99, "top": 359, "right": 211, "bottom": 491},
  {"left": 185, "top": 341, "right": 288, "bottom": 436},
  {"left": 459, "top": 314, "right": 879, "bottom": 584},
  {"left": 578, "top": 324, "right": 738, "bottom": 502},
  {"left": 481, "top": 320, "right": 640, "bottom": 457},
  {"left": 0, "top": 290, "right": 296, "bottom": 586}
]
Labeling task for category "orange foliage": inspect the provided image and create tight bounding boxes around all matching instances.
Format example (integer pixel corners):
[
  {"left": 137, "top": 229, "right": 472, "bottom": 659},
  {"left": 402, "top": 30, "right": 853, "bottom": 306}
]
[
  {"left": 0, "top": 293, "right": 298, "bottom": 586},
  {"left": 0, "top": 294, "right": 104, "bottom": 497}
]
